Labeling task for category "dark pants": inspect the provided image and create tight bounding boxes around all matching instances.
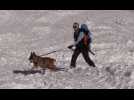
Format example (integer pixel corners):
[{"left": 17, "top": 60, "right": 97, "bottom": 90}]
[{"left": 70, "top": 47, "right": 96, "bottom": 68}]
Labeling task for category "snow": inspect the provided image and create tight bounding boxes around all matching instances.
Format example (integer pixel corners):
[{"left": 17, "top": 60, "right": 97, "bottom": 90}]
[
  {"left": 0, "top": 57, "right": 7, "bottom": 66},
  {"left": 0, "top": 10, "right": 134, "bottom": 89}
]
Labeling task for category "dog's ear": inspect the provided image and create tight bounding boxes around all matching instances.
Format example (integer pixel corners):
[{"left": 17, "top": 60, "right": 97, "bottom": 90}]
[
  {"left": 31, "top": 52, "right": 33, "bottom": 55},
  {"left": 33, "top": 51, "right": 36, "bottom": 55}
]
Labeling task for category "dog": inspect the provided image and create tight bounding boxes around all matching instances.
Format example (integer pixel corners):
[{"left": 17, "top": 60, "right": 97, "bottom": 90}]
[{"left": 29, "top": 52, "right": 59, "bottom": 71}]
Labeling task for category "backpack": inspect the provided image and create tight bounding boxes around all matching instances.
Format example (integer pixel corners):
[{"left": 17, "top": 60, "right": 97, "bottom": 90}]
[{"left": 81, "top": 24, "right": 92, "bottom": 46}]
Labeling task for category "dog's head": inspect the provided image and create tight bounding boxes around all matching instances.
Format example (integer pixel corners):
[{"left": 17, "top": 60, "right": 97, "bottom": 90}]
[{"left": 29, "top": 52, "right": 36, "bottom": 63}]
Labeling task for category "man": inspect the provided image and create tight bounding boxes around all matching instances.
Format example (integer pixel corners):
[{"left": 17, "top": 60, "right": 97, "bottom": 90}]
[{"left": 68, "top": 22, "right": 96, "bottom": 68}]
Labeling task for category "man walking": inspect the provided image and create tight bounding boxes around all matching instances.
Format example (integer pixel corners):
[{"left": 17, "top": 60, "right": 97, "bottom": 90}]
[{"left": 68, "top": 22, "right": 96, "bottom": 68}]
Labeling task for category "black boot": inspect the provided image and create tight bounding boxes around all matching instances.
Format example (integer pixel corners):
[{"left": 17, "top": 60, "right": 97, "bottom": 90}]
[
  {"left": 91, "top": 63, "right": 96, "bottom": 67},
  {"left": 70, "top": 64, "right": 76, "bottom": 69}
]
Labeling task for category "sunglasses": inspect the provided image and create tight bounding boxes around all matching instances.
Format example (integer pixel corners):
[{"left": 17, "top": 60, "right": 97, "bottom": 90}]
[{"left": 73, "top": 26, "right": 78, "bottom": 29}]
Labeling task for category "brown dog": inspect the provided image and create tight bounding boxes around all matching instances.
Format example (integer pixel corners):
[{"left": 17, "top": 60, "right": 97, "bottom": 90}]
[{"left": 29, "top": 52, "right": 58, "bottom": 71}]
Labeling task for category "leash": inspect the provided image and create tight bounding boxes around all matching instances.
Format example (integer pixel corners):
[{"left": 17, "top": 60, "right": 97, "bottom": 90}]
[
  {"left": 68, "top": 45, "right": 96, "bottom": 56},
  {"left": 39, "top": 44, "right": 98, "bottom": 57},
  {"left": 40, "top": 48, "right": 66, "bottom": 57}
]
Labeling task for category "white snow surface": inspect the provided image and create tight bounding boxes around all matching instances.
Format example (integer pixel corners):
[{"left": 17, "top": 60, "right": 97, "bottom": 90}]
[{"left": 0, "top": 10, "right": 134, "bottom": 89}]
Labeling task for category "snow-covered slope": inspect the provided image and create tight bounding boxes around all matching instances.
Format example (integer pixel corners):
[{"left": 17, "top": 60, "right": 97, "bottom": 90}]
[{"left": 0, "top": 10, "right": 134, "bottom": 89}]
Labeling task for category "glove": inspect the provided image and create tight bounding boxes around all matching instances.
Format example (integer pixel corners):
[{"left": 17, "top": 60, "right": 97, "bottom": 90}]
[{"left": 67, "top": 45, "right": 74, "bottom": 49}]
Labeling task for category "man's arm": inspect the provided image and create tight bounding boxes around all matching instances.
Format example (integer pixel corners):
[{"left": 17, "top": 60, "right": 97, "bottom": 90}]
[
  {"left": 67, "top": 32, "right": 84, "bottom": 50},
  {"left": 74, "top": 31, "right": 84, "bottom": 46}
]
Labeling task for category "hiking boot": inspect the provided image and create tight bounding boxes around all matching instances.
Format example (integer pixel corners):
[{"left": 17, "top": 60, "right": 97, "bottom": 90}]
[
  {"left": 92, "top": 65, "right": 96, "bottom": 67},
  {"left": 90, "top": 63, "right": 96, "bottom": 67},
  {"left": 70, "top": 65, "right": 76, "bottom": 69}
]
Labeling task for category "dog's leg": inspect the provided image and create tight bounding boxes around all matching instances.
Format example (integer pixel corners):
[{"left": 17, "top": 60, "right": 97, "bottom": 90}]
[
  {"left": 41, "top": 68, "right": 46, "bottom": 74},
  {"left": 31, "top": 66, "right": 37, "bottom": 71},
  {"left": 31, "top": 67, "right": 35, "bottom": 70}
]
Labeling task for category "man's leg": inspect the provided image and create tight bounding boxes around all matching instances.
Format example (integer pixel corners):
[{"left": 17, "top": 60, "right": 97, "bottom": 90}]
[
  {"left": 70, "top": 48, "right": 81, "bottom": 68},
  {"left": 82, "top": 49, "right": 96, "bottom": 67}
]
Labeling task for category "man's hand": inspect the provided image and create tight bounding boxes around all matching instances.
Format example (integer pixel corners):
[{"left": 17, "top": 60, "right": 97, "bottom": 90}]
[{"left": 67, "top": 45, "right": 74, "bottom": 49}]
